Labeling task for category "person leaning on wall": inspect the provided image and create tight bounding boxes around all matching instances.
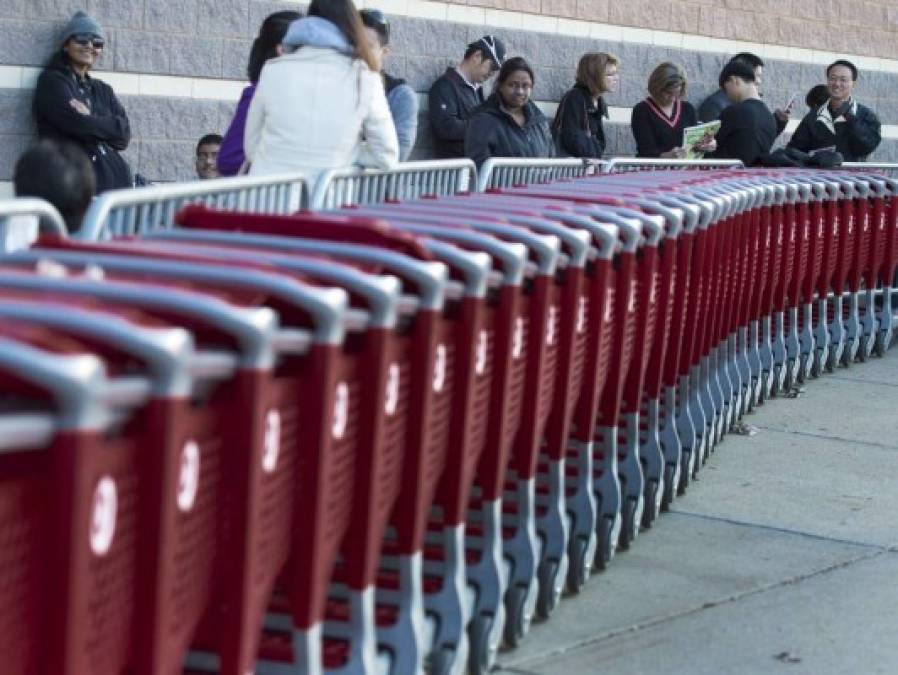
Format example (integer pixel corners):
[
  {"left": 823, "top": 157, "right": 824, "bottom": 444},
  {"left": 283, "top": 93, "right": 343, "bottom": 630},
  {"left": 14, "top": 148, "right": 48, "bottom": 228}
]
[
  {"left": 33, "top": 10, "right": 133, "bottom": 193},
  {"left": 464, "top": 56, "right": 554, "bottom": 169},
  {"left": 552, "top": 52, "right": 619, "bottom": 159}
]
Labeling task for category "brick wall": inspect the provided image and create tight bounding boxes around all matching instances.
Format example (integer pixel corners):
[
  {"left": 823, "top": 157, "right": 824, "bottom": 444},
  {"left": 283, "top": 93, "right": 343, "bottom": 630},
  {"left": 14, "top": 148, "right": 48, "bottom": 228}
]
[
  {"left": 1, "top": 0, "right": 896, "bottom": 183},
  {"left": 444, "top": 0, "right": 898, "bottom": 60}
]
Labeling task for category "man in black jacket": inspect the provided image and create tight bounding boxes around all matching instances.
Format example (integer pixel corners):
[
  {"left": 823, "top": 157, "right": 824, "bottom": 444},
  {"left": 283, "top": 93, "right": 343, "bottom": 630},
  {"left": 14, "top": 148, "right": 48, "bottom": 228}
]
[
  {"left": 428, "top": 35, "right": 506, "bottom": 158},
  {"left": 712, "top": 61, "right": 777, "bottom": 167},
  {"left": 787, "top": 59, "right": 881, "bottom": 162}
]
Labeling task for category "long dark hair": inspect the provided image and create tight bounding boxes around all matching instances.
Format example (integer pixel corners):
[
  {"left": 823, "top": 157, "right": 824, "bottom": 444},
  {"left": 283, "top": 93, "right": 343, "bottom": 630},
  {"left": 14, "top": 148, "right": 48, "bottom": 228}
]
[
  {"left": 307, "top": 0, "right": 378, "bottom": 72},
  {"left": 247, "top": 10, "right": 301, "bottom": 83}
]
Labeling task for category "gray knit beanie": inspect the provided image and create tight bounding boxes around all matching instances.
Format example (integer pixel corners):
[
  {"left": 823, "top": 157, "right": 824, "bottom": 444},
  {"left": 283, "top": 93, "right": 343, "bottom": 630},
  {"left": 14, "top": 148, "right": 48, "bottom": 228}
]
[{"left": 60, "top": 10, "right": 105, "bottom": 45}]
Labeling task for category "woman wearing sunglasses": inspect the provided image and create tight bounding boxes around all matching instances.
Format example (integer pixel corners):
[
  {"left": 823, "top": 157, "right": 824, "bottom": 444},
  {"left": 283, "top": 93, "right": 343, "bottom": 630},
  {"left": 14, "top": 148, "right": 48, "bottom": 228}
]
[
  {"left": 464, "top": 56, "right": 554, "bottom": 169},
  {"left": 33, "top": 11, "right": 133, "bottom": 193}
]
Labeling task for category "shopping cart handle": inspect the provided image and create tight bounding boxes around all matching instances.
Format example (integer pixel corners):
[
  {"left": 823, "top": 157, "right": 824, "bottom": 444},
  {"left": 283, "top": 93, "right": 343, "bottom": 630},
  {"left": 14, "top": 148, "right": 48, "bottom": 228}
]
[{"left": 176, "top": 204, "right": 435, "bottom": 262}]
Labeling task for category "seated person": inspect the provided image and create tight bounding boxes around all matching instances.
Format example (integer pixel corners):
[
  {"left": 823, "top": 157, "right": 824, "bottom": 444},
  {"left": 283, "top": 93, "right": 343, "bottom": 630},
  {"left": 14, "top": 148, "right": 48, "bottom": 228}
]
[
  {"left": 14, "top": 139, "right": 97, "bottom": 235},
  {"left": 195, "top": 133, "right": 222, "bottom": 179},
  {"left": 711, "top": 61, "right": 777, "bottom": 167},
  {"left": 805, "top": 84, "right": 830, "bottom": 112},
  {"left": 787, "top": 60, "right": 881, "bottom": 162},
  {"left": 630, "top": 61, "right": 714, "bottom": 158},
  {"left": 464, "top": 57, "right": 553, "bottom": 169}
]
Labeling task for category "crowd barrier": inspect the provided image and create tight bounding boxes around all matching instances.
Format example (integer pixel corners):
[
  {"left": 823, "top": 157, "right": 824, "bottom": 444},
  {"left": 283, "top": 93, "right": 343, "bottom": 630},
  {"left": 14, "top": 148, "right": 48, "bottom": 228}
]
[
  {"left": 0, "top": 197, "right": 66, "bottom": 252},
  {"left": 1, "top": 166, "right": 897, "bottom": 675},
  {"left": 604, "top": 157, "right": 746, "bottom": 173},
  {"left": 475, "top": 158, "right": 605, "bottom": 192},
  {"left": 78, "top": 172, "right": 311, "bottom": 240},
  {"left": 309, "top": 160, "right": 476, "bottom": 211}
]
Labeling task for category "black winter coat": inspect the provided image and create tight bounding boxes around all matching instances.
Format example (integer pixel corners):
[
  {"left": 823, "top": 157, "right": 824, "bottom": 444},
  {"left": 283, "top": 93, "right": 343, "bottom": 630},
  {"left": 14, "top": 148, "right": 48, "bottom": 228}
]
[
  {"left": 551, "top": 84, "right": 607, "bottom": 158},
  {"left": 464, "top": 94, "right": 554, "bottom": 169},
  {"left": 428, "top": 68, "right": 486, "bottom": 159},
  {"left": 33, "top": 53, "right": 132, "bottom": 192},
  {"left": 787, "top": 101, "right": 881, "bottom": 162}
]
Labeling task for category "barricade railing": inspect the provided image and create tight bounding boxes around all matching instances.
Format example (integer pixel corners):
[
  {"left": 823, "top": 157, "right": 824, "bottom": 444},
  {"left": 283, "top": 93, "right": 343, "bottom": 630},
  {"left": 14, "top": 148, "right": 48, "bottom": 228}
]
[
  {"left": 0, "top": 197, "right": 67, "bottom": 252},
  {"left": 604, "top": 158, "right": 745, "bottom": 173},
  {"left": 476, "top": 157, "right": 606, "bottom": 192},
  {"left": 77, "top": 173, "right": 311, "bottom": 240},
  {"left": 842, "top": 162, "right": 898, "bottom": 178},
  {"left": 310, "top": 159, "right": 476, "bottom": 210}
]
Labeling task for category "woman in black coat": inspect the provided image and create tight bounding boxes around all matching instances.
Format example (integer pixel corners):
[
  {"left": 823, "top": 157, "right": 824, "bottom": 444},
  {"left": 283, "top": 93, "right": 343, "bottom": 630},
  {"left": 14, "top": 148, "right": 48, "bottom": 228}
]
[
  {"left": 464, "top": 57, "right": 554, "bottom": 169},
  {"left": 552, "top": 52, "right": 619, "bottom": 158},
  {"left": 33, "top": 11, "right": 132, "bottom": 193}
]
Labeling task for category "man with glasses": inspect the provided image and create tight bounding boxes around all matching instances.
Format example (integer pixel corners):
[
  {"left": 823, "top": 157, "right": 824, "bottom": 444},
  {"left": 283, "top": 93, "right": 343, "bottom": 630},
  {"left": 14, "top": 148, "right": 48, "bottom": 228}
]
[
  {"left": 361, "top": 9, "right": 419, "bottom": 161},
  {"left": 787, "top": 59, "right": 881, "bottom": 162},
  {"left": 428, "top": 35, "right": 506, "bottom": 158}
]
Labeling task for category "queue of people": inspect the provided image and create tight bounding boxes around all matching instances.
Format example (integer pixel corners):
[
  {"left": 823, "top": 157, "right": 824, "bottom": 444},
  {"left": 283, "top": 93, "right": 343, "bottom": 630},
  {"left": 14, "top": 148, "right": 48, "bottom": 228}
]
[{"left": 26, "top": 6, "right": 886, "bottom": 203}]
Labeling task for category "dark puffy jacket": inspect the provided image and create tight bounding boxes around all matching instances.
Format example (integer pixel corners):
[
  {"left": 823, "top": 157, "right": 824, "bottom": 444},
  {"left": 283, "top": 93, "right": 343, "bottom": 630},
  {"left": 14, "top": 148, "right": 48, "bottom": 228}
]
[
  {"left": 552, "top": 84, "right": 607, "bottom": 158},
  {"left": 464, "top": 94, "right": 554, "bottom": 169},
  {"left": 787, "top": 101, "right": 881, "bottom": 162},
  {"left": 33, "top": 53, "right": 132, "bottom": 192},
  {"left": 428, "top": 68, "right": 485, "bottom": 159}
]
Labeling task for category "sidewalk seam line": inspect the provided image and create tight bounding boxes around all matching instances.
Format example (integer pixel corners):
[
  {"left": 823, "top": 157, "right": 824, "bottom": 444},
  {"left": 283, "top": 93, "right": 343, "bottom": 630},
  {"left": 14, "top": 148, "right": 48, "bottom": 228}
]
[
  {"left": 756, "top": 426, "right": 898, "bottom": 452},
  {"left": 502, "top": 549, "right": 888, "bottom": 669}
]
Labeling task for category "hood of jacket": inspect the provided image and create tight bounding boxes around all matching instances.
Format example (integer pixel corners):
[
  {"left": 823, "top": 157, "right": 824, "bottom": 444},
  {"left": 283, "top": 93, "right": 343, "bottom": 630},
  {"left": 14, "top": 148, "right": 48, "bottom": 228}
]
[{"left": 282, "top": 16, "right": 353, "bottom": 54}]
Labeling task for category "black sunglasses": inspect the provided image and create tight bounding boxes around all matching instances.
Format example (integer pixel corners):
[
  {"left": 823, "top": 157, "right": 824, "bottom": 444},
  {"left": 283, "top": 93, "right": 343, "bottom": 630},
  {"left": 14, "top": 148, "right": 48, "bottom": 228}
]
[{"left": 71, "top": 34, "right": 105, "bottom": 50}]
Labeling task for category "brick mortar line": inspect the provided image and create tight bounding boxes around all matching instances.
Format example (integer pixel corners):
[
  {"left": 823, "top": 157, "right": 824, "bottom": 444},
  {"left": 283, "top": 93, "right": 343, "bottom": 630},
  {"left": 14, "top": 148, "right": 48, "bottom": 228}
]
[{"left": 501, "top": 548, "right": 890, "bottom": 670}]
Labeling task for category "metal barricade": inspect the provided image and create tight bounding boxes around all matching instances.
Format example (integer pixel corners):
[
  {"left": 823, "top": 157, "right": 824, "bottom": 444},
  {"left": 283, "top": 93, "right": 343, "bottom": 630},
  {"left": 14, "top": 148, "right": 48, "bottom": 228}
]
[
  {"left": 0, "top": 197, "right": 67, "bottom": 252},
  {"left": 77, "top": 173, "right": 310, "bottom": 240},
  {"left": 476, "top": 158, "right": 605, "bottom": 192},
  {"left": 842, "top": 162, "right": 898, "bottom": 178},
  {"left": 604, "top": 158, "right": 745, "bottom": 173},
  {"left": 310, "top": 159, "right": 476, "bottom": 210}
]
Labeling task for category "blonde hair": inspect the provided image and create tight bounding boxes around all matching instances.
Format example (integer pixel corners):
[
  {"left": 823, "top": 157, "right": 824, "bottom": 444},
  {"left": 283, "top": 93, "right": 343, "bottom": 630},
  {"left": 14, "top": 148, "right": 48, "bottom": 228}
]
[
  {"left": 575, "top": 52, "right": 619, "bottom": 96},
  {"left": 647, "top": 61, "right": 688, "bottom": 100}
]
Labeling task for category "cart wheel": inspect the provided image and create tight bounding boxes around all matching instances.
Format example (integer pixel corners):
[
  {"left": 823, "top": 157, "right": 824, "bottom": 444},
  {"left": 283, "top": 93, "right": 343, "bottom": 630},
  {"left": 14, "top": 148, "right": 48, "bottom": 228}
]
[
  {"left": 874, "top": 332, "right": 886, "bottom": 357},
  {"left": 661, "top": 464, "right": 676, "bottom": 511},
  {"left": 536, "top": 559, "right": 561, "bottom": 619},
  {"left": 566, "top": 536, "right": 590, "bottom": 594},
  {"left": 641, "top": 479, "right": 659, "bottom": 529},
  {"left": 593, "top": 516, "right": 613, "bottom": 571},
  {"left": 429, "top": 645, "right": 458, "bottom": 675},
  {"left": 468, "top": 614, "right": 496, "bottom": 675},
  {"left": 503, "top": 585, "right": 530, "bottom": 648},
  {"left": 617, "top": 498, "right": 636, "bottom": 551},
  {"left": 858, "top": 341, "right": 869, "bottom": 362}
]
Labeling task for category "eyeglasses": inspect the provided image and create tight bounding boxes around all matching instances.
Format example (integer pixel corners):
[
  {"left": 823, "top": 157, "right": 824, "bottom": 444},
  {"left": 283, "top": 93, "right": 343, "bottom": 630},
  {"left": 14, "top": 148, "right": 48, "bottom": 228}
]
[
  {"left": 71, "top": 34, "right": 105, "bottom": 50},
  {"left": 827, "top": 76, "right": 852, "bottom": 85},
  {"left": 360, "top": 9, "right": 390, "bottom": 43},
  {"left": 503, "top": 82, "right": 532, "bottom": 92},
  {"left": 480, "top": 35, "right": 502, "bottom": 69}
]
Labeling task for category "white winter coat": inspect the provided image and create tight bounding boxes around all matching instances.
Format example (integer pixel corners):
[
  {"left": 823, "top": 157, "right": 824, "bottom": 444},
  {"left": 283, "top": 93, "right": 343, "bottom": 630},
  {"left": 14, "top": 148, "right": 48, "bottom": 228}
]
[{"left": 244, "top": 47, "right": 399, "bottom": 180}]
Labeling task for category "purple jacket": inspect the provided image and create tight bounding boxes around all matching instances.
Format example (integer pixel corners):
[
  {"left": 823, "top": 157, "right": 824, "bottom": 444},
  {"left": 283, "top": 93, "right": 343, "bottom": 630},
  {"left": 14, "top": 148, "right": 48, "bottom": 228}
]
[{"left": 217, "top": 83, "right": 256, "bottom": 176}]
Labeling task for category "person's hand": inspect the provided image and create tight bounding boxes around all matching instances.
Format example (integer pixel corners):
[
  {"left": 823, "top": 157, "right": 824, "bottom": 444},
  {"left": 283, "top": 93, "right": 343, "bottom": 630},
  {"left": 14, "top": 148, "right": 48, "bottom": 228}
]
[
  {"left": 774, "top": 107, "right": 791, "bottom": 122},
  {"left": 69, "top": 98, "right": 90, "bottom": 115},
  {"left": 833, "top": 100, "right": 852, "bottom": 119},
  {"left": 695, "top": 137, "right": 717, "bottom": 153},
  {"left": 660, "top": 147, "right": 687, "bottom": 159}
]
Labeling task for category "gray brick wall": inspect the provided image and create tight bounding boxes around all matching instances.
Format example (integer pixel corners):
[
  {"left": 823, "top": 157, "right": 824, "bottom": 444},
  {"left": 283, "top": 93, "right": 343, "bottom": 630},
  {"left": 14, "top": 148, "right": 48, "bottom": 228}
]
[{"left": 0, "top": 0, "right": 896, "bottom": 183}]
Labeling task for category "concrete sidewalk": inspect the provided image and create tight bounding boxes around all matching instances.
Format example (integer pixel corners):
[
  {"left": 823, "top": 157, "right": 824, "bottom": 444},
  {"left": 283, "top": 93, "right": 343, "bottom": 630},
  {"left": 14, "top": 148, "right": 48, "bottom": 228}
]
[{"left": 497, "top": 349, "right": 898, "bottom": 675}]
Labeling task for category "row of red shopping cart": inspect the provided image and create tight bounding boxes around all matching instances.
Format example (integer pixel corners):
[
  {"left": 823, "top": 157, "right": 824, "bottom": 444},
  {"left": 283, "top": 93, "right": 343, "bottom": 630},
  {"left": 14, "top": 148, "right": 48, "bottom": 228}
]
[{"left": 1, "top": 167, "right": 896, "bottom": 675}]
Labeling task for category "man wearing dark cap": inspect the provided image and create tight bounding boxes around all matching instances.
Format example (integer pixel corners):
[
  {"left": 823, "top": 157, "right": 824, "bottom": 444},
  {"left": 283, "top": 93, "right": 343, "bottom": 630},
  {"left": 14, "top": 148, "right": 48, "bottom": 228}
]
[{"left": 428, "top": 35, "right": 506, "bottom": 158}]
